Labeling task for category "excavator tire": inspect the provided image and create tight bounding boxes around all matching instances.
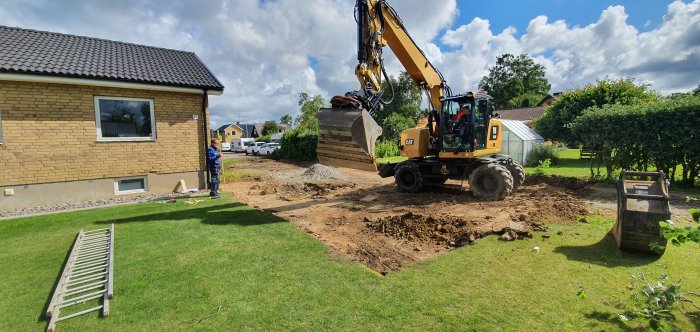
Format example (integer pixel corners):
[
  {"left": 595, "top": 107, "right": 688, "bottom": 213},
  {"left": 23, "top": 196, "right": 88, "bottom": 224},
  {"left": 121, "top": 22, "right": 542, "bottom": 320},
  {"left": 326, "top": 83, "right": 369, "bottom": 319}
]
[
  {"left": 506, "top": 161, "right": 525, "bottom": 190},
  {"left": 395, "top": 161, "right": 424, "bottom": 193},
  {"left": 468, "top": 163, "right": 513, "bottom": 201}
]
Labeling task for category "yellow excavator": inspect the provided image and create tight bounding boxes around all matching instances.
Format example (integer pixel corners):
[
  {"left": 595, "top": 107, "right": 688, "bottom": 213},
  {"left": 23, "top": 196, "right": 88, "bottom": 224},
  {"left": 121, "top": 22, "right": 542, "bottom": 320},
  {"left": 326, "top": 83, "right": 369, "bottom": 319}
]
[{"left": 317, "top": 0, "right": 524, "bottom": 200}]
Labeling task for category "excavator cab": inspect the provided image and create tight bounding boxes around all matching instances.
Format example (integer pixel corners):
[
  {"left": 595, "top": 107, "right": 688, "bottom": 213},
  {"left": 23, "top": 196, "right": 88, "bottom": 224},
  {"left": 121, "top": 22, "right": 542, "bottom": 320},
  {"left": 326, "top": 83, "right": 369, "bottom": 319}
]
[{"left": 439, "top": 92, "right": 492, "bottom": 153}]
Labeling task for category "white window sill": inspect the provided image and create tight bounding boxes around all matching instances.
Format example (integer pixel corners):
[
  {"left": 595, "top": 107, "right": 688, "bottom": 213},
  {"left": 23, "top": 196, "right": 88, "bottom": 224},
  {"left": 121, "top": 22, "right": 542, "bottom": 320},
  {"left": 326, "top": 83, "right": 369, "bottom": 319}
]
[
  {"left": 97, "top": 138, "right": 157, "bottom": 142},
  {"left": 115, "top": 189, "right": 148, "bottom": 195}
]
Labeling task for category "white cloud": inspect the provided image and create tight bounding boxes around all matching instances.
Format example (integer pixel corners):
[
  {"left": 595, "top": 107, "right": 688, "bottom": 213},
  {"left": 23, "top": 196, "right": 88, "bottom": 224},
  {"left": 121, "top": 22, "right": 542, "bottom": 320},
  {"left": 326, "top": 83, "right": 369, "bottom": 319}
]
[{"left": 1, "top": 0, "right": 698, "bottom": 127}]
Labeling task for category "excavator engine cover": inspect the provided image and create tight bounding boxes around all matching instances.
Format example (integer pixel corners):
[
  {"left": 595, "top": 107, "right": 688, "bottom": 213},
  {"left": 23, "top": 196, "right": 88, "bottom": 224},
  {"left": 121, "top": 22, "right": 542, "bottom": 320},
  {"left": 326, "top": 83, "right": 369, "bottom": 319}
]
[{"left": 317, "top": 107, "right": 382, "bottom": 172}]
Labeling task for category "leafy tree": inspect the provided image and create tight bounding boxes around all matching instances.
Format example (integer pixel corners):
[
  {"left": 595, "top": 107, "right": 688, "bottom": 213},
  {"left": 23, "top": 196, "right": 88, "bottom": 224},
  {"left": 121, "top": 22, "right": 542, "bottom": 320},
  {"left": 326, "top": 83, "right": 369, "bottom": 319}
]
[
  {"left": 479, "top": 53, "right": 551, "bottom": 110},
  {"left": 294, "top": 92, "right": 326, "bottom": 132},
  {"left": 693, "top": 84, "right": 700, "bottom": 96},
  {"left": 262, "top": 120, "right": 278, "bottom": 136},
  {"left": 536, "top": 78, "right": 658, "bottom": 145},
  {"left": 280, "top": 114, "right": 292, "bottom": 126},
  {"left": 381, "top": 112, "right": 415, "bottom": 143},
  {"left": 378, "top": 71, "right": 423, "bottom": 125}
]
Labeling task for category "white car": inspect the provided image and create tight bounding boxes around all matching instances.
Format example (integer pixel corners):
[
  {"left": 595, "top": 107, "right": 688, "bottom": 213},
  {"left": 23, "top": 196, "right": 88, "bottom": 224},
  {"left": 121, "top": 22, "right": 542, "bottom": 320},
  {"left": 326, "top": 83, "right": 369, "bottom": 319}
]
[
  {"left": 245, "top": 142, "right": 266, "bottom": 155},
  {"left": 220, "top": 142, "right": 231, "bottom": 152},
  {"left": 258, "top": 143, "right": 280, "bottom": 156}
]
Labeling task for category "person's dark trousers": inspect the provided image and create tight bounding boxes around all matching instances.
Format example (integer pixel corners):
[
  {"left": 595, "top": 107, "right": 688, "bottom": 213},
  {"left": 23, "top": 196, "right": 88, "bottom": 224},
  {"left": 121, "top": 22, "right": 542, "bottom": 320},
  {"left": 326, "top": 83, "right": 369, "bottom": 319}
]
[{"left": 209, "top": 166, "right": 221, "bottom": 197}]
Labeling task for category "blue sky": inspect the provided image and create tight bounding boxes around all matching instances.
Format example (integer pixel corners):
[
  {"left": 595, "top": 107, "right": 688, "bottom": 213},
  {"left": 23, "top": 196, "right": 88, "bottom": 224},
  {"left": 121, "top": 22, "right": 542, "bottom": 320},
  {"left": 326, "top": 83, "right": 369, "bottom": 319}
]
[
  {"left": 461, "top": 0, "right": 669, "bottom": 35},
  {"left": 1, "top": 0, "right": 698, "bottom": 126}
]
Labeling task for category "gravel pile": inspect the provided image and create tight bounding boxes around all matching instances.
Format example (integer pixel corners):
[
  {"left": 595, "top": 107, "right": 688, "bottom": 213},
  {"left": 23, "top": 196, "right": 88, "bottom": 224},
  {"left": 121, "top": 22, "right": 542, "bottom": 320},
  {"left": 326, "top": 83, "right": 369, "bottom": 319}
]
[
  {"left": 0, "top": 190, "right": 209, "bottom": 219},
  {"left": 301, "top": 164, "right": 341, "bottom": 181}
]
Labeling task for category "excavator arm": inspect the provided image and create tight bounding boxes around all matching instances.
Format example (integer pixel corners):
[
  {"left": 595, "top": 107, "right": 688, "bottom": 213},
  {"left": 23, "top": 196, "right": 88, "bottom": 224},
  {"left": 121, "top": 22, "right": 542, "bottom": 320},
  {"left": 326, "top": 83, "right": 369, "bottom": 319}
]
[
  {"left": 355, "top": 0, "right": 446, "bottom": 113},
  {"left": 317, "top": 0, "right": 448, "bottom": 171}
]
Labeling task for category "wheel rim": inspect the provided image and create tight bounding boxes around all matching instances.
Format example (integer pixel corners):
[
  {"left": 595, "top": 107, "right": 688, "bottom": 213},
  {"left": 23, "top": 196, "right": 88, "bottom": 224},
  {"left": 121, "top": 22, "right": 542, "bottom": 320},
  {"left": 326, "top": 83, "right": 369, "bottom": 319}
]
[
  {"left": 477, "top": 173, "right": 497, "bottom": 191},
  {"left": 400, "top": 172, "right": 415, "bottom": 186}
]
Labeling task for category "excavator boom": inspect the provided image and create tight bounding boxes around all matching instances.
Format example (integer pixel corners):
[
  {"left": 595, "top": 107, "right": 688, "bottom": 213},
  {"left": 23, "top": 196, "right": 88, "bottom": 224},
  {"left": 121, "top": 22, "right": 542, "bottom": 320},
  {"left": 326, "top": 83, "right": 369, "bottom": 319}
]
[{"left": 317, "top": 0, "right": 445, "bottom": 171}]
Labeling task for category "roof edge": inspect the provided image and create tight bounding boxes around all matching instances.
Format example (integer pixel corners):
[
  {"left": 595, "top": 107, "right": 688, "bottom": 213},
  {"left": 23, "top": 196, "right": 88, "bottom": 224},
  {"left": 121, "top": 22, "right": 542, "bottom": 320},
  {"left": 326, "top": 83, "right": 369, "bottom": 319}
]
[{"left": 0, "top": 73, "right": 223, "bottom": 95}]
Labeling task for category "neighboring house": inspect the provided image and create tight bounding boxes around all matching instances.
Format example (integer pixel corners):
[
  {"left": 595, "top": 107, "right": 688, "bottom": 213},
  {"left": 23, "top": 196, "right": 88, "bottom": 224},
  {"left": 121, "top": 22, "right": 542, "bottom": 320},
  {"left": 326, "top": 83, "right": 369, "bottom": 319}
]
[
  {"left": 536, "top": 92, "right": 562, "bottom": 107},
  {"left": 496, "top": 93, "right": 561, "bottom": 127},
  {"left": 236, "top": 123, "right": 258, "bottom": 138},
  {"left": 0, "top": 26, "right": 224, "bottom": 211},
  {"left": 496, "top": 107, "right": 546, "bottom": 126},
  {"left": 215, "top": 123, "right": 244, "bottom": 143}
]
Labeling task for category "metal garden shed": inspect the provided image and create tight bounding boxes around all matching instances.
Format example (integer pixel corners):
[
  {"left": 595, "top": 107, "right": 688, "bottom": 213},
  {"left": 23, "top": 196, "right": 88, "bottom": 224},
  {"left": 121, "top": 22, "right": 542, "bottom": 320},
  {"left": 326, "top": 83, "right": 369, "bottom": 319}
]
[{"left": 500, "top": 119, "right": 544, "bottom": 165}]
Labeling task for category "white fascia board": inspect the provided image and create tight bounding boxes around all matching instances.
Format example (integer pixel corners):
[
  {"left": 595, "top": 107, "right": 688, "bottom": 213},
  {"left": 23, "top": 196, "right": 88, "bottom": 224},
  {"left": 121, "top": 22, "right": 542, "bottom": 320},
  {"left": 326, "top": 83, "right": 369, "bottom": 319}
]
[{"left": 0, "top": 73, "right": 223, "bottom": 96}]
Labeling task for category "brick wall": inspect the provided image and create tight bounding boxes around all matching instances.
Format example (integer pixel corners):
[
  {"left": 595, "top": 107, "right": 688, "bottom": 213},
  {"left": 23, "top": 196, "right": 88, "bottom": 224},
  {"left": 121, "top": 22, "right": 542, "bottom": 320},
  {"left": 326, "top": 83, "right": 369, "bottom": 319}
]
[{"left": 0, "top": 81, "right": 209, "bottom": 186}]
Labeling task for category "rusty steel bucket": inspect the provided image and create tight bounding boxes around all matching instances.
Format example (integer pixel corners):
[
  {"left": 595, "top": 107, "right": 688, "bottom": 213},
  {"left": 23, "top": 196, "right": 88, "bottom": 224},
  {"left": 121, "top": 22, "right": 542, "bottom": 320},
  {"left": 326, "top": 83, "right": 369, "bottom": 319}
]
[
  {"left": 316, "top": 107, "right": 382, "bottom": 172},
  {"left": 613, "top": 170, "right": 671, "bottom": 253}
]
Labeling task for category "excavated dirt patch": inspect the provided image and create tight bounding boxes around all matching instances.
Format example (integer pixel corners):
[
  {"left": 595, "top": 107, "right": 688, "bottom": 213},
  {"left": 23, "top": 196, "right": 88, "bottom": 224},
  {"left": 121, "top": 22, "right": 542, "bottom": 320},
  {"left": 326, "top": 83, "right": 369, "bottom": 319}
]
[{"left": 224, "top": 157, "right": 594, "bottom": 274}]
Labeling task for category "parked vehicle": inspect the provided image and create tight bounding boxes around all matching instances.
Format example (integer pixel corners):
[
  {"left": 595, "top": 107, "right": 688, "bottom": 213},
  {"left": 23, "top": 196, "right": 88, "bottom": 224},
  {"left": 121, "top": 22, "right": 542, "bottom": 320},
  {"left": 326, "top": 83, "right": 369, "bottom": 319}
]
[
  {"left": 233, "top": 138, "right": 255, "bottom": 153},
  {"left": 246, "top": 142, "right": 266, "bottom": 156},
  {"left": 220, "top": 142, "right": 231, "bottom": 152},
  {"left": 258, "top": 143, "right": 281, "bottom": 155}
]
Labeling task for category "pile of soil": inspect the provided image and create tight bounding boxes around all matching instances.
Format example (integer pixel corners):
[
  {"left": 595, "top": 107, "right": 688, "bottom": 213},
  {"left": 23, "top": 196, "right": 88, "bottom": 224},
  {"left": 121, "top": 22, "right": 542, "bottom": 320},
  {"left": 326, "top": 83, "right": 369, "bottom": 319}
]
[
  {"left": 302, "top": 164, "right": 341, "bottom": 181},
  {"left": 524, "top": 174, "right": 595, "bottom": 191},
  {"left": 364, "top": 212, "right": 529, "bottom": 248},
  {"left": 251, "top": 180, "right": 356, "bottom": 200},
  {"left": 512, "top": 183, "right": 589, "bottom": 222}
]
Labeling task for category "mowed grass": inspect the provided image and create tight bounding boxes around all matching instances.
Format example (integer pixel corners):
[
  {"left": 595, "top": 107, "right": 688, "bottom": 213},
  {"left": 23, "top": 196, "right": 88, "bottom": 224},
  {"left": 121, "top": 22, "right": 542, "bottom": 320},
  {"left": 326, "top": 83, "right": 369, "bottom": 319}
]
[
  {"left": 1, "top": 198, "right": 699, "bottom": 331},
  {"left": 524, "top": 148, "right": 596, "bottom": 178}
]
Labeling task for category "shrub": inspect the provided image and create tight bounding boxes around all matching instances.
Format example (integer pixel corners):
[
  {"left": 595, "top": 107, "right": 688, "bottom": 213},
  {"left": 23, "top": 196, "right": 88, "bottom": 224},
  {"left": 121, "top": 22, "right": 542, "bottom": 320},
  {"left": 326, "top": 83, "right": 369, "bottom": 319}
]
[
  {"left": 691, "top": 208, "right": 700, "bottom": 223},
  {"left": 272, "top": 128, "right": 318, "bottom": 161},
  {"left": 535, "top": 159, "right": 552, "bottom": 176},
  {"left": 526, "top": 144, "right": 559, "bottom": 167},
  {"left": 375, "top": 139, "right": 400, "bottom": 158},
  {"left": 570, "top": 94, "right": 700, "bottom": 185}
]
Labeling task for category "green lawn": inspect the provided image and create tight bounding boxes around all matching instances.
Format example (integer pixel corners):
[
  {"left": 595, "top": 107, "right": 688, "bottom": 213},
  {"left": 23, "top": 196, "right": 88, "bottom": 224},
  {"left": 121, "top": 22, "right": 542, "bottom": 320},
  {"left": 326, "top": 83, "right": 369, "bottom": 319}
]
[
  {"left": 523, "top": 148, "right": 596, "bottom": 178},
  {"left": 1, "top": 198, "right": 698, "bottom": 331}
]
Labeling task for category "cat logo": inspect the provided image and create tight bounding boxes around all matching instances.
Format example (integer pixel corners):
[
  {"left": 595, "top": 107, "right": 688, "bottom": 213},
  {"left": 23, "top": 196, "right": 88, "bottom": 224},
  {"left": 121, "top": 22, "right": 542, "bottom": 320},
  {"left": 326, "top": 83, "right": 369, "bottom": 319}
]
[{"left": 405, "top": 139, "right": 415, "bottom": 145}]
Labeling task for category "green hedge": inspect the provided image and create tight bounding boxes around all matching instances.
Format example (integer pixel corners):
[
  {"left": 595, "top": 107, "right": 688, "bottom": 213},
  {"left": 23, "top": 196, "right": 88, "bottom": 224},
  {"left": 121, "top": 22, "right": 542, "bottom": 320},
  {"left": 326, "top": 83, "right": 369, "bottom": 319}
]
[
  {"left": 375, "top": 139, "right": 400, "bottom": 158},
  {"left": 571, "top": 95, "right": 700, "bottom": 186},
  {"left": 272, "top": 129, "right": 318, "bottom": 161}
]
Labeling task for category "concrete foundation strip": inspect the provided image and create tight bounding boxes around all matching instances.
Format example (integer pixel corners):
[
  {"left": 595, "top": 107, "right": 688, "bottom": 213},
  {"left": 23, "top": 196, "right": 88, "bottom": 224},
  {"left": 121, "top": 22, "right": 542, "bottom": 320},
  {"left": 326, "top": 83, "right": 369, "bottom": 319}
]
[{"left": 46, "top": 224, "right": 114, "bottom": 332}]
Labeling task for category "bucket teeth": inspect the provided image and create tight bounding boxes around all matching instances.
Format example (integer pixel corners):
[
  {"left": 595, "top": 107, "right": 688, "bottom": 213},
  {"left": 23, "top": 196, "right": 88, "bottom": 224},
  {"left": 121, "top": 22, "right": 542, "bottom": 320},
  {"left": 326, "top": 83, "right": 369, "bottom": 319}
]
[{"left": 317, "top": 107, "right": 382, "bottom": 172}]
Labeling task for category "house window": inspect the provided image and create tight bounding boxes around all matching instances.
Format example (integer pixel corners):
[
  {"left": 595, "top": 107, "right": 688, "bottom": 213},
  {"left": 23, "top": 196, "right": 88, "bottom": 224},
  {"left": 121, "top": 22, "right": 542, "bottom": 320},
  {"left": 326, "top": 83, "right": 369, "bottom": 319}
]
[
  {"left": 95, "top": 96, "right": 156, "bottom": 141},
  {"left": 114, "top": 176, "right": 148, "bottom": 195},
  {"left": 231, "top": 130, "right": 236, "bottom": 136}
]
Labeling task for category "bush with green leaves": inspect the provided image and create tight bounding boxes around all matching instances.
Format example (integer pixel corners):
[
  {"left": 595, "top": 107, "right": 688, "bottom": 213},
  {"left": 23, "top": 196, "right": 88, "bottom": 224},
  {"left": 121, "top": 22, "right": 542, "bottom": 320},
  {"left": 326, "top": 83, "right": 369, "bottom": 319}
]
[
  {"left": 526, "top": 144, "right": 559, "bottom": 167},
  {"left": 617, "top": 273, "right": 699, "bottom": 331},
  {"left": 375, "top": 139, "right": 400, "bottom": 158},
  {"left": 534, "top": 158, "right": 552, "bottom": 176},
  {"left": 271, "top": 128, "right": 318, "bottom": 161},
  {"left": 536, "top": 78, "right": 658, "bottom": 145},
  {"left": 570, "top": 94, "right": 700, "bottom": 185}
]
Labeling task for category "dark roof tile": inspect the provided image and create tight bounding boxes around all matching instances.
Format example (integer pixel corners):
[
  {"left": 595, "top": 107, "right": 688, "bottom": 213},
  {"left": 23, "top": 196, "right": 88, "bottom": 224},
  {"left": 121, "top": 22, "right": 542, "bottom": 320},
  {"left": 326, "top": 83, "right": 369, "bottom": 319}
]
[{"left": 0, "top": 25, "right": 224, "bottom": 91}]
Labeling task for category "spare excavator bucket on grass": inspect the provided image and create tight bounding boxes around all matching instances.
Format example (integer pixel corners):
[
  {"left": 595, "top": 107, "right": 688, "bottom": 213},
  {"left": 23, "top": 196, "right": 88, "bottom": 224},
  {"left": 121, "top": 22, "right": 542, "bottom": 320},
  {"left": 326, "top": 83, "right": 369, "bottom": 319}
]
[{"left": 317, "top": 107, "right": 382, "bottom": 172}]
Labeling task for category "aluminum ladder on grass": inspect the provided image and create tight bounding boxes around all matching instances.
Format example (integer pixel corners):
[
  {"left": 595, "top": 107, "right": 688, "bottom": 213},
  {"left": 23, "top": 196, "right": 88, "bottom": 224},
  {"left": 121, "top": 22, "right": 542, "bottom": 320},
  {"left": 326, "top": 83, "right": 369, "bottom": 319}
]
[{"left": 46, "top": 224, "right": 114, "bottom": 332}]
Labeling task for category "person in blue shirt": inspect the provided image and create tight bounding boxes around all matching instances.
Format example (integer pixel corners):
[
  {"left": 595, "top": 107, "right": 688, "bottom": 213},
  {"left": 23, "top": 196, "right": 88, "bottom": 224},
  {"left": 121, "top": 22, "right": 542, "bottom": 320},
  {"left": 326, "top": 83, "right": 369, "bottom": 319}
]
[{"left": 207, "top": 139, "right": 223, "bottom": 199}]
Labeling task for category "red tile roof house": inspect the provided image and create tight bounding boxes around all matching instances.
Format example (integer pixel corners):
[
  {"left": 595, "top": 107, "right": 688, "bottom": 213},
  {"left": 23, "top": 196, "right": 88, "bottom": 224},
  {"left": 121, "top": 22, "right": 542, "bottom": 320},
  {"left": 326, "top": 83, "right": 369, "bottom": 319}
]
[{"left": 0, "top": 26, "right": 224, "bottom": 211}]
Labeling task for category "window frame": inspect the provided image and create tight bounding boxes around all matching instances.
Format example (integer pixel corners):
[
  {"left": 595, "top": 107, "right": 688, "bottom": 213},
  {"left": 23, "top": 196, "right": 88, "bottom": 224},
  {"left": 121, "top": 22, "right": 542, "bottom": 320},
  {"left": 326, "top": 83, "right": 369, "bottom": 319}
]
[
  {"left": 94, "top": 96, "right": 156, "bottom": 142},
  {"left": 0, "top": 110, "right": 3, "bottom": 144},
  {"left": 114, "top": 176, "right": 148, "bottom": 195}
]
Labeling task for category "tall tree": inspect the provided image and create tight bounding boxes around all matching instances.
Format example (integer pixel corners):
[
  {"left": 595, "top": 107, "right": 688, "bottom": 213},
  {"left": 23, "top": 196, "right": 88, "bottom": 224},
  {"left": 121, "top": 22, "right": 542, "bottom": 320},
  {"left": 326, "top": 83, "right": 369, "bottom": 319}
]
[
  {"left": 693, "top": 84, "right": 700, "bottom": 96},
  {"left": 279, "top": 114, "right": 293, "bottom": 126},
  {"left": 378, "top": 71, "right": 423, "bottom": 125},
  {"left": 262, "top": 120, "right": 278, "bottom": 136},
  {"left": 479, "top": 53, "right": 551, "bottom": 110},
  {"left": 294, "top": 92, "right": 326, "bottom": 132}
]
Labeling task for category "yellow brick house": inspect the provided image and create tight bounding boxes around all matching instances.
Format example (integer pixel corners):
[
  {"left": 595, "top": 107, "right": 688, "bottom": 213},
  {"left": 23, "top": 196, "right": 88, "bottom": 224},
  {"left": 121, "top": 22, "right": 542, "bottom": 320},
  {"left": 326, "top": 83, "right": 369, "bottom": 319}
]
[{"left": 0, "top": 26, "right": 224, "bottom": 211}]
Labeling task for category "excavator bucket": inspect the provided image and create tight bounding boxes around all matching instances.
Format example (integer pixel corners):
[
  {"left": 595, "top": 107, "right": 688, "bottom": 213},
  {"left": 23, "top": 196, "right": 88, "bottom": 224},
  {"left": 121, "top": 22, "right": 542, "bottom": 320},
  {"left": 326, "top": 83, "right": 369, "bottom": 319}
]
[{"left": 317, "top": 108, "right": 382, "bottom": 172}]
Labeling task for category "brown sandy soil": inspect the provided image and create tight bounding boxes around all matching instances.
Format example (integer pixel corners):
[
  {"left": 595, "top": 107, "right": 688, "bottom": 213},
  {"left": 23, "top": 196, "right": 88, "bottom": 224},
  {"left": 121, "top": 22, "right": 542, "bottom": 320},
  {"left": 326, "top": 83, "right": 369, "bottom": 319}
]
[{"left": 220, "top": 157, "right": 694, "bottom": 274}]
